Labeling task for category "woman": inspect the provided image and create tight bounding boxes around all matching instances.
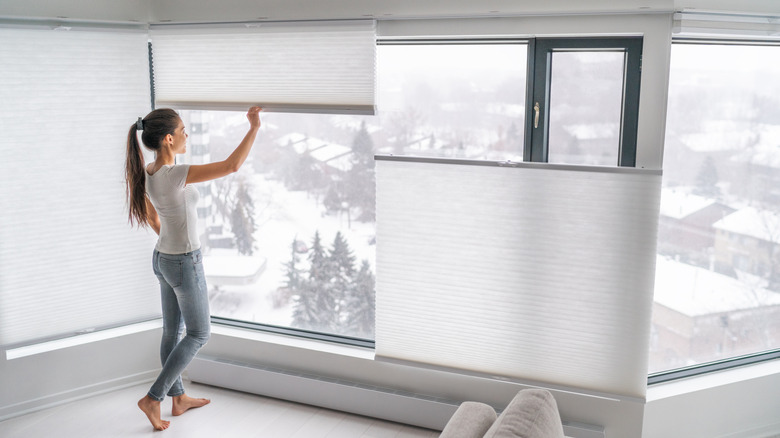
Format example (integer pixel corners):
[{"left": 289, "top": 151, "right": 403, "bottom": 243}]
[{"left": 125, "top": 106, "right": 262, "bottom": 430}]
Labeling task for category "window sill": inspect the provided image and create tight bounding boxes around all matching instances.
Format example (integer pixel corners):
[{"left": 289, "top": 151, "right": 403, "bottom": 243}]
[
  {"left": 646, "top": 357, "right": 780, "bottom": 401},
  {"left": 3, "top": 319, "right": 162, "bottom": 360},
  {"left": 209, "top": 323, "right": 375, "bottom": 361}
]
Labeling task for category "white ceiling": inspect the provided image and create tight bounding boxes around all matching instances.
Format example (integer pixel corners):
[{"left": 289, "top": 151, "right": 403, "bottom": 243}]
[{"left": 1, "top": 0, "right": 779, "bottom": 24}]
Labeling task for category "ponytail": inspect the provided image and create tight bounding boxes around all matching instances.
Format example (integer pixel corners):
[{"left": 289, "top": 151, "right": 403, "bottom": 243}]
[
  {"left": 126, "top": 124, "right": 148, "bottom": 228},
  {"left": 124, "top": 108, "right": 181, "bottom": 228}
]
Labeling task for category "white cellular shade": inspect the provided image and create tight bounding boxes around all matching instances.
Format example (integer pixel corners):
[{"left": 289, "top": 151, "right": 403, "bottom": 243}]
[
  {"left": 674, "top": 11, "right": 780, "bottom": 39},
  {"left": 375, "top": 158, "right": 662, "bottom": 398},
  {"left": 0, "top": 27, "right": 160, "bottom": 346},
  {"left": 150, "top": 20, "right": 376, "bottom": 114}
]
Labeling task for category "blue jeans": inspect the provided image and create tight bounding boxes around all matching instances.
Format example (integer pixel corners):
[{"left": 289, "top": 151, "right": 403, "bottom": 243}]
[{"left": 148, "top": 249, "right": 211, "bottom": 402}]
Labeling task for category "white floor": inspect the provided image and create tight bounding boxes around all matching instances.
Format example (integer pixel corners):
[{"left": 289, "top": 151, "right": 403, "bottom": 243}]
[{"left": 0, "top": 381, "right": 440, "bottom": 438}]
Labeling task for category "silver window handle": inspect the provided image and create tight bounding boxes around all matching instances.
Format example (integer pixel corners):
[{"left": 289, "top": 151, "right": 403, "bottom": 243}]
[{"left": 534, "top": 102, "right": 540, "bottom": 129}]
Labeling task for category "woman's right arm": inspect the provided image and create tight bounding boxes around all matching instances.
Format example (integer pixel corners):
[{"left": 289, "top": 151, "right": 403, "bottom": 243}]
[{"left": 186, "top": 106, "right": 262, "bottom": 185}]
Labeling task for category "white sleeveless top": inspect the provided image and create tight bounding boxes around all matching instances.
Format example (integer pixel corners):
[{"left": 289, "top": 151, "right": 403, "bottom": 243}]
[{"left": 145, "top": 164, "right": 201, "bottom": 254}]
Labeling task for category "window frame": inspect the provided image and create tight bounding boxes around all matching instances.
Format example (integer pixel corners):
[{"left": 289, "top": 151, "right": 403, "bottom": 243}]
[
  {"left": 195, "top": 37, "right": 646, "bottom": 349},
  {"left": 648, "top": 38, "right": 780, "bottom": 384},
  {"left": 524, "top": 37, "right": 643, "bottom": 167},
  {"left": 175, "top": 36, "right": 780, "bottom": 385}
]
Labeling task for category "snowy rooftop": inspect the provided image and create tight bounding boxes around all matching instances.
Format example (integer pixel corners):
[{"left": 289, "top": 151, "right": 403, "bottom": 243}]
[
  {"left": 729, "top": 124, "right": 780, "bottom": 168},
  {"left": 275, "top": 133, "right": 353, "bottom": 171},
  {"left": 680, "top": 121, "right": 780, "bottom": 154},
  {"left": 659, "top": 188, "right": 715, "bottom": 219},
  {"left": 654, "top": 255, "right": 780, "bottom": 317},
  {"left": 713, "top": 206, "right": 780, "bottom": 242},
  {"left": 309, "top": 143, "right": 351, "bottom": 165},
  {"left": 203, "top": 255, "right": 266, "bottom": 286}
]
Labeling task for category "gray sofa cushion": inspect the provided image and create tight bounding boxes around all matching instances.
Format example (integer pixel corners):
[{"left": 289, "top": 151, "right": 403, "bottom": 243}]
[
  {"left": 439, "top": 401, "right": 498, "bottom": 438},
  {"left": 483, "top": 389, "right": 565, "bottom": 438}
]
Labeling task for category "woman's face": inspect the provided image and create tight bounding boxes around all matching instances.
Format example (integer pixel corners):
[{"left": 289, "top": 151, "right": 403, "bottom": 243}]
[{"left": 170, "top": 119, "right": 188, "bottom": 154}]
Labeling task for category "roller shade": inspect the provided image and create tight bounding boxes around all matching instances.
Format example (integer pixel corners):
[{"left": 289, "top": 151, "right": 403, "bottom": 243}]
[
  {"left": 0, "top": 26, "right": 160, "bottom": 347},
  {"left": 374, "top": 157, "right": 662, "bottom": 398},
  {"left": 674, "top": 11, "right": 780, "bottom": 40},
  {"left": 150, "top": 20, "right": 376, "bottom": 114}
]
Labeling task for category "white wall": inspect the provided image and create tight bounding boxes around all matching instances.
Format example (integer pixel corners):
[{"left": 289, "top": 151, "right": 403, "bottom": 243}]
[
  {"left": 644, "top": 359, "right": 780, "bottom": 437},
  {"left": 0, "top": 0, "right": 150, "bottom": 23},
  {"left": 0, "top": 330, "right": 160, "bottom": 421}
]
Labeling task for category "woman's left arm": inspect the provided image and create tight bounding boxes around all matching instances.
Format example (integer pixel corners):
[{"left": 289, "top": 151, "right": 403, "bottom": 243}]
[{"left": 146, "top": 197, "right": 161, "bottom": 235}]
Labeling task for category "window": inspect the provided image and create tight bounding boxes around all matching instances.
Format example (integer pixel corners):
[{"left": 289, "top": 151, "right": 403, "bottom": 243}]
[
  {"left": 651, "top": 42, "right": 780, "bottom": 376},
  {"left": 177, "top": 42, "right": 529, "bottom": 341},
  {"left": 167, "top": 38, "right": 642, "bottom": 345},
  {"left": 377, "top": 41, "right": 528, "bottom": 160},
  {"left": 178, "top": 110, "right": 377, "bottom": 340},
  {"left": 526, "top": 38, "right": 643, "bottom": 166}
]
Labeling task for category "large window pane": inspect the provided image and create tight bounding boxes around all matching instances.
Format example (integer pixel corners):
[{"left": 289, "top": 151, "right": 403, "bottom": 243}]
[
  {"left": 547, "top": 51, "right": 625, "bottom": 166},
  {"left": 180, "top": 109, "right": 377, "bottom": 339},
  {"left": 378, "top": 43, "right": 527, "bottom": 160},
  {"left": 651, "top": 43, "right": 780, "bottom": 374}
]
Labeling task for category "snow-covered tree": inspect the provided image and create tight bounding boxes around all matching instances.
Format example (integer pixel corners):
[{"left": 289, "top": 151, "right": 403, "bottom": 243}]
[
  {"left": 323, "top": 182, "right": 343, "bottom": 215},
  {"left": 328, "top": 232, "right": 356, "bottom": 319},
  {"left": 694, "top": 155, "right": 721, "bottom": 198},
  {"left": 292, "top": 231, "right": 338, "bottom": 332},
  {"left": 230, "top": 177, "right": 256, "bottom": 255},
  {"left": 282, "top": 238, "right": 303, "bottom": 295},
  {"left": 290, "top": 231, "right": 375, "bottom": 336},
  {"left": 346, "top": 121, "right": 376, "bottom": 221},
  {"left": 344, "top": 259, "right": 376, "bottom": 338}
]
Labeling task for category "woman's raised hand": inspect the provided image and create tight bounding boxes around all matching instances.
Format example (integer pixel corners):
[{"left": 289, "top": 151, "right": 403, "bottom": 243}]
[{"left": 247, "top": 106, "right": 262, "bottom": 129}]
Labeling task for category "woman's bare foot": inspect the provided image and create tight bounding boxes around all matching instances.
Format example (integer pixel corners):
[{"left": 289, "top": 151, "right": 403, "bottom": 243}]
[
  {"left": 138, "top": 395, "right": 170, "bottom": 431},
  {"left": 172, "top": 393, "right": 211, "bottom": 416}
]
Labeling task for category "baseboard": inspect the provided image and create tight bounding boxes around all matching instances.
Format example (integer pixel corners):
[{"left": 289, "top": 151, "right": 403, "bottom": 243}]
[
  {"left": 188, "top": 356, "right": 606, "bottom": 437},
  {"left": 188, "top": 355, "right": 460, "bottom": 430},
  {"left": 0, "top": 370, "right": 158, "bottom": 422},
  {"left": 718, "top": 422, "right": 780, "bottom": 438}
]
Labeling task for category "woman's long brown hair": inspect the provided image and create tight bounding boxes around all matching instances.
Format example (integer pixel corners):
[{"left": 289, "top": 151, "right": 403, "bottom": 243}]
[{"left": 125, "top": 109, "right": 180, "bottom": 228}]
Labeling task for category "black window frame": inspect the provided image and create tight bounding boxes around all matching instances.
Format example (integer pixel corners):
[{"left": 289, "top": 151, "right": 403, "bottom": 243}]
[{"left": 524, "top": 37, "right": 643, "bottom": 167}]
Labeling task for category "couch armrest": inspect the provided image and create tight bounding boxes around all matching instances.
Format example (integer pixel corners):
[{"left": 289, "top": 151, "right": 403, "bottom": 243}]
[
  {"left": 439, "top": 401, "right": 498, "bottom": 438},
  {"left": 484, "top": 389, "right": 565, "bottom": 438}
]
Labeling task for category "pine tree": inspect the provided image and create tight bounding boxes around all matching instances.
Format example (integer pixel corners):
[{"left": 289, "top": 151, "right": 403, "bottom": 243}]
[
  {"left": 231, "top": 177, "right": 256, "bottom": 255},
  {"left": 694, "top": 156, "right": 721, "bottom": 198},
  {"left": 329, "top": 232, "right": 356, "bottom": 281},
  {"left": 344, "top": 259, "right": 376, "bottom": 338},
  {"left": 351, "top": 121, "right": 374, "bottom": 168},
  {"left": 328, "top": 232, "right": 356, "bottom": 326},
  {"left": 308, "top": 231, "right": 330, "bottom": 285},
  {"left": 323, "top": 182, "right": 343, "bottom": 214},
  {"left": 292, "top": 231, "right": 338, "bottom": 332},
  {"left": 283, "top": 238, "right": 303, "bottom": 294},
  {"left": 346, "top": 121, "right": 376, "bottom": 221}
]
